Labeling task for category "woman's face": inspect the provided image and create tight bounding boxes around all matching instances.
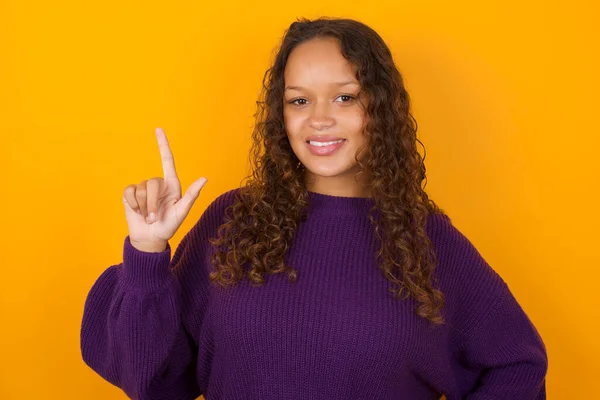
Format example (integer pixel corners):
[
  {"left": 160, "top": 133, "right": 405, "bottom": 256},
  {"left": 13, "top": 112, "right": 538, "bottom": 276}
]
[{"left": 283, "top": 36, "right": 370, "bottom": 195}]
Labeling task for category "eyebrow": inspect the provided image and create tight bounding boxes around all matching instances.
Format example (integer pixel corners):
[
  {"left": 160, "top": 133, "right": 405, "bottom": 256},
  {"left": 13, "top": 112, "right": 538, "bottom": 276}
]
[{"left": 284, "top": 81, "right": 360, "bottom": 91}]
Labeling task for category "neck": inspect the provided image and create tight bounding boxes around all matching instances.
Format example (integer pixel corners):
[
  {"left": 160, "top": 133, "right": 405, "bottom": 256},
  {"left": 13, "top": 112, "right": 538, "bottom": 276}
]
[{"left": 304, "top": 169, "right": 372, "bottom": 198}]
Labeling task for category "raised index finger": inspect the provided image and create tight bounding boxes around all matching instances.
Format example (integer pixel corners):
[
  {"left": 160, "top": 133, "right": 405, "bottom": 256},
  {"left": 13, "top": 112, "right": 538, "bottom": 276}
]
[{"left": 155, "top": 127, "right": 178, "bottom": 180}]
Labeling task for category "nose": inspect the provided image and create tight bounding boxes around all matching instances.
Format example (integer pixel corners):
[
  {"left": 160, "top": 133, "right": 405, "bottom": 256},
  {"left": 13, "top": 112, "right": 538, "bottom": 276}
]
[{"left": 308, "top": 102, "right": 335, "bottom": 130}]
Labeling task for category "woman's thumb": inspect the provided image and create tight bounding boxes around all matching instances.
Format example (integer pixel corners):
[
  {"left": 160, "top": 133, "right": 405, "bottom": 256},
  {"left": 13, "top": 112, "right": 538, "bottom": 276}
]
[{"left": 175, "top": 177, "right": 208, "bottom": 218}]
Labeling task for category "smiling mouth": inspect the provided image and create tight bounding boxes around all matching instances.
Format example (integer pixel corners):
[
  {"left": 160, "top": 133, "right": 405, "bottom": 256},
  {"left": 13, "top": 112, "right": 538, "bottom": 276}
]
[
  {"left": 305, "top": 139, "right": 347, "bottom": 156},
  {"left": 306, "top": 139, "right": 346, "bottom": 147}
]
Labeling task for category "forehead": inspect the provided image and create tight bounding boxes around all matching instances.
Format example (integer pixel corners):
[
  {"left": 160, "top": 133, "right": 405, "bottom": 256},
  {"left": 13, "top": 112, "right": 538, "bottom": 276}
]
[{"left": 284, "top": 37, "right": 357, "bottom": 84}]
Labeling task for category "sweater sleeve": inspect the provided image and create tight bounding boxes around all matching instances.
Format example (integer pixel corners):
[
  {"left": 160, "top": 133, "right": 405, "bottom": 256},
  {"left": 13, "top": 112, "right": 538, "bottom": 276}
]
[
  {"left": 458, "top": 290, "right": 548, "bottom": 399},
  {"left": 80, "top": 230, "right": 206, "bottom": 400},
  {"left": 428, "top": 213, "right": 548, "bottom": 399}
]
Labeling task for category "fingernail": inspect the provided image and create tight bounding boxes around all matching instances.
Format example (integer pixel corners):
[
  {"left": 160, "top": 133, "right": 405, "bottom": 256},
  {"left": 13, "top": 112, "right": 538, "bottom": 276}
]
[{"left": 147, "top": 212, "right": 156, "bottom": 222}]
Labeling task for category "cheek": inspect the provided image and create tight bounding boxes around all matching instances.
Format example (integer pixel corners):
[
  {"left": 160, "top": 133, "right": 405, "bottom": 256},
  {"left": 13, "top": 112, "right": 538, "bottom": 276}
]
[
  {"left": 284, "top": 112, "right": 304, "bottom": 138},
  {"left": 345, "top": 113, "right": 368, "bottom": 160},
  {"left": 344, "top": 112, "right": 367, "bottom": 139}
]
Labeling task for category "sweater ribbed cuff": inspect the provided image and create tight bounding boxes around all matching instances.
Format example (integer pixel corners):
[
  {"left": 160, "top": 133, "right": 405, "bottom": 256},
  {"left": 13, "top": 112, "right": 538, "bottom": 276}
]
[{"left": 122, "top": 235, "right": 173, "bottom": 292}]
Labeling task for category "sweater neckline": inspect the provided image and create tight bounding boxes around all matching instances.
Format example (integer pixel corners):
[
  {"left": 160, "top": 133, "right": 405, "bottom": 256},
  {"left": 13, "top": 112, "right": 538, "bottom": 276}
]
[{"left": 307, "top": 190, "right": 375, "bottom": 215}]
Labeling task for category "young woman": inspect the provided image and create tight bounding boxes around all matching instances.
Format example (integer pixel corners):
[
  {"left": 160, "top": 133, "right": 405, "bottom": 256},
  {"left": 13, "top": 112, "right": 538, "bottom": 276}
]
[{"left": 81, "top": 17, "right": 548, "bottom": 399}]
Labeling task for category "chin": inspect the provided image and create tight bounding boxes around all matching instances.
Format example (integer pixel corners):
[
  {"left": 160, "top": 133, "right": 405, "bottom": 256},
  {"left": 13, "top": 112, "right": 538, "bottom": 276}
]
[{"left": 303, "top": 162, "right": 355, "bottom": 178}]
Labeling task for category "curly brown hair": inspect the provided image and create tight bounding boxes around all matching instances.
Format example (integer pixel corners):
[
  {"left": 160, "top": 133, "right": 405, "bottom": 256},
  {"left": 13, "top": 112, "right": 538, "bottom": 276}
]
[{"left": 209, "top": 17, "right": 447, "bottom": 325}]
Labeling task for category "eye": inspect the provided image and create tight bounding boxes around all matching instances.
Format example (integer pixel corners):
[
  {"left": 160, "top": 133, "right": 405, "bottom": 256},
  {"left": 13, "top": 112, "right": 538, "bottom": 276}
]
[
  {"left": 335, "top": 94, "right": 355, "bottom": 103},
  {"left": 288, "top": 98, "right": 308, "bottom": 106}
]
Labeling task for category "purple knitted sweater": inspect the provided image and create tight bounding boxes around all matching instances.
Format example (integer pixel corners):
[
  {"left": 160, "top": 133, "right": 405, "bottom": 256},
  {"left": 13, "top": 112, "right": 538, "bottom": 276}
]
[{"left": 81, "top": 188, "right": 547, "bottom": 399}]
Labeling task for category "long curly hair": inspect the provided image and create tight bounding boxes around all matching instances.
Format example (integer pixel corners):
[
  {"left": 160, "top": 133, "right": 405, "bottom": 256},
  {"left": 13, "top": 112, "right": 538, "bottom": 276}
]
[{"left": 209, "top": 17, "right": 447, "bottom": 325}]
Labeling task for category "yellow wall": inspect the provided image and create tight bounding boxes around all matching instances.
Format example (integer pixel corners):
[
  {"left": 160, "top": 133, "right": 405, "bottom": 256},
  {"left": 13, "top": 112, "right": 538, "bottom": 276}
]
[{"left": 1, "top": 0, "right": 597, "bottom": 398}]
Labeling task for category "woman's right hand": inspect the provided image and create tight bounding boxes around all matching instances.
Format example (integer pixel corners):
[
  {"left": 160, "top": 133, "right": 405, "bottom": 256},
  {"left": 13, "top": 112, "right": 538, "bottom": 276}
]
[{"left": 122, "top": 127, "right": 208, "bottom": 252}]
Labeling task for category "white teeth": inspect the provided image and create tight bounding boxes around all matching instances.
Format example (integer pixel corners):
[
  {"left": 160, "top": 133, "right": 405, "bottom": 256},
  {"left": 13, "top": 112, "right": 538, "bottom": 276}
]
[{"left": 309, "top": 139, "right": 344, "bottom": 147}]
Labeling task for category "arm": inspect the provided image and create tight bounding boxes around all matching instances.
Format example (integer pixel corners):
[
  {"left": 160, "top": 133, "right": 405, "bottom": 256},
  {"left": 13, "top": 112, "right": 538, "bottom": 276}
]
[
  {"left": 427, "top": 213, "right": 547, "bottom": 399},
  {"left": 80, "top": 233, "right": 205, "bottom": 400},
  {"left": 457, "top": 289, "right": 548, "bottom": 399}
]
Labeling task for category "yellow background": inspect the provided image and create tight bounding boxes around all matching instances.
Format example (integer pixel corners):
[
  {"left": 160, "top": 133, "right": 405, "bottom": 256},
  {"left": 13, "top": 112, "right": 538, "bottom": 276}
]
[{"left": 1, "top": 0, "right": 598, "bottom": 398}]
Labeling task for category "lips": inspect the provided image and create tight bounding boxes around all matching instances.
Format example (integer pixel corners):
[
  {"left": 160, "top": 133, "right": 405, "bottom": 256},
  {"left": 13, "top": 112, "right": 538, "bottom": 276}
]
[
  {"left": 306, "top": 135, "right": 345, "bottom": 142},
  {"left": 305, "top": 138, "right": 346, "bottom": 156}
]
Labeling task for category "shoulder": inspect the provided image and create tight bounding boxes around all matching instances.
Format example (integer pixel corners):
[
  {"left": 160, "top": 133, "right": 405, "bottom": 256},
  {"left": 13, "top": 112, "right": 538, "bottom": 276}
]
[
  {"left": 425, "top": 211, "right": 509, "bottom": 311},
  {"left": 425, "top": 212, "right": 502, "bottom": 281},
  {"left": 170, "top": 187, "right": 242, "bottom": 298},
  {"left": 425, "top": 211, "right": 472, "bottom": 254},
  {"left": 187, "top": 187, "right": 242, "bottom": 239},
  {"left": 169, "top": 188, "right": 242, "bottom": 338},
  {"left": 204, "top": 187, "right": 242, "bottom": 217},
  {"left": 425, "top": 213, "right": 544, "bottom": 357},
  {"left": 169, "top": 187, "right": 241, "bottom": 272}
]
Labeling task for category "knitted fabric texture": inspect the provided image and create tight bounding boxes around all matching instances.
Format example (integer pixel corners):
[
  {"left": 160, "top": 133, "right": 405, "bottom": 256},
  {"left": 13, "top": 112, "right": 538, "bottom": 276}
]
[{"left": 81, "top": 188, "right": 547, "bottom": 399}]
